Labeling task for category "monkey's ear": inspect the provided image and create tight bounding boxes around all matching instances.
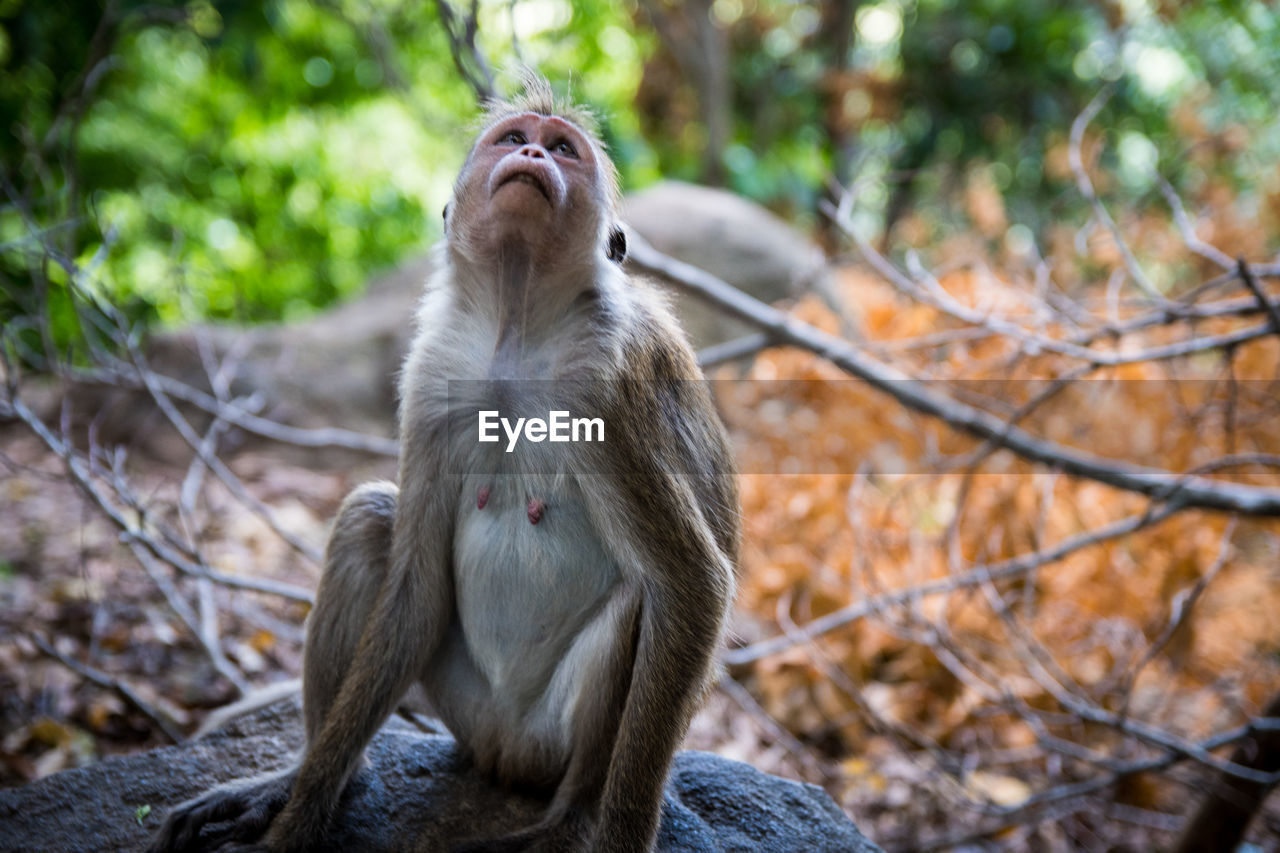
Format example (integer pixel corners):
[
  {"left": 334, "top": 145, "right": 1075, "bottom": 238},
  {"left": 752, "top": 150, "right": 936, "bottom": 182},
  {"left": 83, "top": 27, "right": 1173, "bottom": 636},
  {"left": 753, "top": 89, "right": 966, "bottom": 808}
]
[
  {"left": 442, "top": 202, "right": 451, "bottom": 222},
  {"left": 606, "top": 226, "right": 627, "bottom": 265}
]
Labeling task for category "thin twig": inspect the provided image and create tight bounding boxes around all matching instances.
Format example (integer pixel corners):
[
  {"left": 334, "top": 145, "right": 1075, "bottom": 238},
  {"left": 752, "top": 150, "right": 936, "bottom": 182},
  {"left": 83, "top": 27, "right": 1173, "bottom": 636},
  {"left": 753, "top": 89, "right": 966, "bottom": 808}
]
[
  {"left": 432, "top": 0, "right": 497, "bottom": 102},
  {"left": 29, "top": 632, "right": 184, "bottom": 743},
  {"left": 1155, "top": 173, "right": 1236, "bottom": 271},
  {"left": 1238, "top": 256, "right": 1280, "bottom": 335},
  {"left": 70, "top": 364, "right": 399, "bottom": 455},
  {"left": 723, "top": 502, "right": 1180, "bottom": 665},
  {"left": 6, "top": 394, "right": 314, "bottom": 604},
  {"left": 630, "top": 233, "right": 1280, "bottom": 515},
  {"left": 1068, "top": 85, "right": 1164, "bottom": 300},
  {"left": 717, "top": 674, "right": 831, "bottom": 783},
  {"left": 1116, "top": 517, "right": 1236, "bottom": 719},
  {"left": 697, "top": 332, "right": 773, "bottom": 367}
]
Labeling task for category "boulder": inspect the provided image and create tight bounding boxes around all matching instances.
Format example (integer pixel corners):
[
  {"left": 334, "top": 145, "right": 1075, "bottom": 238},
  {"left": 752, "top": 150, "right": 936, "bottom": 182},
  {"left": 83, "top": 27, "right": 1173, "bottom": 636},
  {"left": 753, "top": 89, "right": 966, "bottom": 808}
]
[
  {"left": 622, "top": 181, "right": 829, "bottom": 348},
  {"left": 622, "top": 181, "right": 826, "bottom": 306},
  {"left": 0, "top": 700, "right": 882, "bottom": 853}
]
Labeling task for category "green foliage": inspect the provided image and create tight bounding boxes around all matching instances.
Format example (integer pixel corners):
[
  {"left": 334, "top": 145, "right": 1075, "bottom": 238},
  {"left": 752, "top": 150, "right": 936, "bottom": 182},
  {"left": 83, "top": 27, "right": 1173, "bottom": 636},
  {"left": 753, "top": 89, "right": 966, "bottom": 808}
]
[
  {"left": 3, "top": 0, "right": 461, "bottom": 335},
  {"left": 83, "top": 26, "right": 428, "bottom": 322},
  {"left": 1, "top": 0, "right": 652, "bottom": 337},
  {"left": 2, "top": 0, "right": 1277, "bottom": 337},
  {"left": 635, "top": 0, "right": 1280, "bottom": 246},
  {"left": 75, "top": 1, "right": 461, "bottom": 324}
]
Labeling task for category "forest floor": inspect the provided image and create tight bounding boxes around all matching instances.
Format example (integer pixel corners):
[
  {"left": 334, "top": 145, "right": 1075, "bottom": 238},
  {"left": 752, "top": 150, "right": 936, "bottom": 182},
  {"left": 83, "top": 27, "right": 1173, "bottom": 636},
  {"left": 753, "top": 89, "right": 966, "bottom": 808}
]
[
  {"left": 0, "top": 427, "right": 831, "bottom": 818},
  {"left": 5, "top": 262, "right": 1280, "bottom": 851},
  {"left": 9, "top": 417, "right": 1263, "bottom": 852}
]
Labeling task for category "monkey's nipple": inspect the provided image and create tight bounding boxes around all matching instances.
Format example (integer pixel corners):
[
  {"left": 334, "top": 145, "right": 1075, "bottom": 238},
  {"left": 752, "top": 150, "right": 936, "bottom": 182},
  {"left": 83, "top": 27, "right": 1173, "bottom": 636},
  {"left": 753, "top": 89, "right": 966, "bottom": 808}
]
[
  {"left": 477, "top": 486, "right": 491, "bottom": 509},
  {"left": 527, "top": 498, "right": 545, "bottom": 525}
]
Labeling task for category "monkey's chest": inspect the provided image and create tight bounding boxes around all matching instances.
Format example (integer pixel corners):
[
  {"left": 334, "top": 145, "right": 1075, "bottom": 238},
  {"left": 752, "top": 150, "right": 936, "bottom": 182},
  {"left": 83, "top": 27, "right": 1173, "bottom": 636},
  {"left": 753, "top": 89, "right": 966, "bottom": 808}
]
[{"left": 452, "top": 477, "right": 620, "bottom": 693}]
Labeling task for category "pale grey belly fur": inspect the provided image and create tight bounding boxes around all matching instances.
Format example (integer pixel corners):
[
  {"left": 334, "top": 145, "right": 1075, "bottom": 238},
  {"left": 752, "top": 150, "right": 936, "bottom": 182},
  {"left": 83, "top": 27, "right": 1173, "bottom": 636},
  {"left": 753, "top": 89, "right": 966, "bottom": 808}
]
[{"left": 423, "top": 474, "right": 622, "bottom": 783}]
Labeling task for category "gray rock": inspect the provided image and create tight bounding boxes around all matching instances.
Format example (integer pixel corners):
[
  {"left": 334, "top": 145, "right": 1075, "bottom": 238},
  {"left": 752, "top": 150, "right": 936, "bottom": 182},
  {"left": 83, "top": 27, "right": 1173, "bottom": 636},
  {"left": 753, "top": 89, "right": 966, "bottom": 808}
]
[
  {"left": 622, "top": 181, "right": 826, "bottom": 306},
  {"left": 622, "top": 181, "right": 829, "bottom": 349},
  {"left": 0, "top": 701, "right": 881, "bottom": 853},
  {"left": 51, "top": 257, "right": 428, "bottom": 469}
]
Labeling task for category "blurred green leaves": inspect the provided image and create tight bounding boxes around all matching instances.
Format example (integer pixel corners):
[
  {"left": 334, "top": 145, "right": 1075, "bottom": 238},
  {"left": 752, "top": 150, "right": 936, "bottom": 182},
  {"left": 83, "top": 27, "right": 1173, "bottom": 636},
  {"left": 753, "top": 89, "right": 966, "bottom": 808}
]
[
  {"left": 80, "top": 21, "right": 440, "bottom": 322},
  {"left": 1, "top": 0, "right": 649, "bottom": 336},
  {"left": 70, "top": 2, "right": 460, "bottom": 325},
  {"left": 2, "top": 0, "right": 1278, "bottom": 340}
]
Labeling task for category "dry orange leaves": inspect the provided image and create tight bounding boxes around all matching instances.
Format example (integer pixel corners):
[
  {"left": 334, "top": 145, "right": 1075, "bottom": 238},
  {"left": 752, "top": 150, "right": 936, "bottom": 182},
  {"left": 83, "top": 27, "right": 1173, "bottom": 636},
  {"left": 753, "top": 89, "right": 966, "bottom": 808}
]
[{"left": 715, "top": 256, "right": 1280, "bottom": 813}]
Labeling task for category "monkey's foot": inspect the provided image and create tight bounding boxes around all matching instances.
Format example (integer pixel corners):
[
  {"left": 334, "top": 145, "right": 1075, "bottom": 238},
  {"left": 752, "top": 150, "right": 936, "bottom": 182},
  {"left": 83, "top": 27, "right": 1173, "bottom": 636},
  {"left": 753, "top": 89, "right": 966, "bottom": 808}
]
[{"left": 147, "top": 769, "right": 294, "bottom": 853}]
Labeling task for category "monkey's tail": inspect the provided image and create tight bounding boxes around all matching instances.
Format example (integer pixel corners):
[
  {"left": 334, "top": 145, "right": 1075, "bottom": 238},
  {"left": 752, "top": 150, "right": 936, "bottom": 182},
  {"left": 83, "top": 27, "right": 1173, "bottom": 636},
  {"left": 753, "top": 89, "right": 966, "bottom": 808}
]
[{"left": 195, "top": 678, "right": 303, "bottom": 738}]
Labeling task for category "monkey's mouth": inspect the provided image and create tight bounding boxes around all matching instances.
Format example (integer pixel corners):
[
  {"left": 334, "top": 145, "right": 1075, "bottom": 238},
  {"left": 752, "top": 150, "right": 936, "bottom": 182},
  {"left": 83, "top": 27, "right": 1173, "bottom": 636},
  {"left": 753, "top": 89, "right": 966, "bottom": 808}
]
[
  {"left": 496, "top": 171, "right": 552, "bottom": 203},
  {"left": 490, "top": 157, "right": 562, "bottom": 207}
]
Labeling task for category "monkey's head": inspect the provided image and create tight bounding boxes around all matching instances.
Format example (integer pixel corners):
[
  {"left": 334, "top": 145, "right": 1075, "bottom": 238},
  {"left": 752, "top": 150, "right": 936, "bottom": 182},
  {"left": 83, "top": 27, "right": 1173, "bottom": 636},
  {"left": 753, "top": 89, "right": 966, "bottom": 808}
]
[{"left": 445, "top": 77, "right": 626, "bottom": 271}]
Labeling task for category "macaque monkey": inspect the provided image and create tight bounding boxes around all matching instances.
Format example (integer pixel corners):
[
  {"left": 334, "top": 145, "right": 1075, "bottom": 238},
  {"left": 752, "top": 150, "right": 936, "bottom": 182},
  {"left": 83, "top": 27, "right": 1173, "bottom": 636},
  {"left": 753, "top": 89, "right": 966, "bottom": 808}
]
[{"left": 150, "top": 76, "right": 739, "bottom": 853}]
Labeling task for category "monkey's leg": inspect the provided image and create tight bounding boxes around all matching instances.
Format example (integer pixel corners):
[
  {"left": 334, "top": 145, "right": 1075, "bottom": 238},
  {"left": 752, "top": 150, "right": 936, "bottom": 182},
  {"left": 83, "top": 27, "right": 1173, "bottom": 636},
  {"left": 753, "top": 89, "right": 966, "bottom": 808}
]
[
  {"left": 301, "top": 480, "right": 399, "bottom": 743},
  {"left": 264, "top": 477, "right": 447, "bottom": 851},
  {"left": 150, "top": 481, "right": 402, "bottom": 853}
]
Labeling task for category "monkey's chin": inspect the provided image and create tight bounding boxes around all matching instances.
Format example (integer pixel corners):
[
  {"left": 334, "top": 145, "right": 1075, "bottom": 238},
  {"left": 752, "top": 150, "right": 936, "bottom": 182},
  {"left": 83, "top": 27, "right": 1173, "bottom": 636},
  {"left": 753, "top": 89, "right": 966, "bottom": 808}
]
[
  {"left": 486, "top": 188, "right": 561, "bottom": 232},
  {"left": 464, "top": 217, "right": 559, "bottom": 262},
  {"left": 496, "top": 173, "right": 553, "bottom": 203}
]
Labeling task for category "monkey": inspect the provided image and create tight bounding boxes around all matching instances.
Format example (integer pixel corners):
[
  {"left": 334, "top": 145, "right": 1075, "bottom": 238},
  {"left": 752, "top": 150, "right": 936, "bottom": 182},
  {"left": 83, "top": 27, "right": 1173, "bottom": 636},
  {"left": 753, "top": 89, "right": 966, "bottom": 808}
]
[{"left": 149, "top": 75, "right": 739, "bottom": 853}]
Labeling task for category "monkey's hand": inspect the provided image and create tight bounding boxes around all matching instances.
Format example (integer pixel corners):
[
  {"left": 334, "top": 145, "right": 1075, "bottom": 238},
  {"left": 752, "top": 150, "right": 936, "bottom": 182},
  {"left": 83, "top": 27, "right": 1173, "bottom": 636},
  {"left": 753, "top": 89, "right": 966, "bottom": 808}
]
[{"left": 147, "top": 768, "right": 295, "bottom": 853}]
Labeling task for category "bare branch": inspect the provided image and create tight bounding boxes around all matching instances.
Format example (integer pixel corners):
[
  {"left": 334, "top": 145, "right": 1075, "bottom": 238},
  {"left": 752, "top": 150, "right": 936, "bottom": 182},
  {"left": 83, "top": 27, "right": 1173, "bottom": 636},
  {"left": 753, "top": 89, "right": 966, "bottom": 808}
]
[
  {"left": 130, "top": 541, "right": 249, "bottom": 697},
  {"left": 697, "top": 332, "right": 773, "bottom": 368},
  {"left": 1069, "top": 85, "right": 1164, "bottom": 300},
  {"left": 1116, "top": 518, "right": 1236, "bottom": 718},
  {"left": 723, "top": 502, "right": 1180, "bottom": 666},
  {"left": 5, "top": 393, "right": 314, "bottom": 604},
  {"left": 855, "top": 220, "right": 1275, "bottom": 368},
  {"left": 629, "top": 234, "right": 1280, "bottom": 515},
  {"left": 1155, "top": 173, "right": 1236, "bottom": 271},
  {"left": 71, "top": 363, "right": 399, "bottom": 455},
  {"left": 29, "top": 632, "right": 184, "bottom": 744},
  {"left": 718, "top": 675, "right": 831, "bottom": 783},
  {"left": 1238, "top": 256, "right": 1280, "bottom": 337},
  {"left": 432, "top": 0, "right": 497, "bottom": 102}
]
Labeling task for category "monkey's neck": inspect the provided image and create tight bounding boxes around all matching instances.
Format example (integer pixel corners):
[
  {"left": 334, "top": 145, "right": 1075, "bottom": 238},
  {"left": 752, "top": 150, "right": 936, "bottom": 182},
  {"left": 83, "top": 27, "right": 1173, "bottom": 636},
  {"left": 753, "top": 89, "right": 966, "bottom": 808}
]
[
  {"left": 495, "top": 242, "right": 536, "bottom": 347},
  {"left": 456, "top": 241, "right": 601, "bottom": 374}
]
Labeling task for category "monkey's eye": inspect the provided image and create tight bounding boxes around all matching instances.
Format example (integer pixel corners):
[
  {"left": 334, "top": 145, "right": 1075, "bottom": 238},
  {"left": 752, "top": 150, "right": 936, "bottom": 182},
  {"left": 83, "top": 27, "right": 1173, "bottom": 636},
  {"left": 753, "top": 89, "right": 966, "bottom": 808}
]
[
  {"left": 552, "top": 140, "right": 578, "bottom": 159},
  {"left": 498, "top": 130, "right": 527, "bottom": 146}
]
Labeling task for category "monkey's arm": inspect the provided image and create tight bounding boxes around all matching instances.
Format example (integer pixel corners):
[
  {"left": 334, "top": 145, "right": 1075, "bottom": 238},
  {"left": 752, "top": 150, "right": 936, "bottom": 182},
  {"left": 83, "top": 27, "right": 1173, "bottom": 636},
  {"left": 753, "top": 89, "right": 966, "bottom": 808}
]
[
  {"left": 264, "top": 473, "right": 457, "bottom": 850},
  {"left": 149, "top": 473, "right": 455, "bottom": 853},
  {"left": 578, "top": 381, "right": 738, "bottom": 853}
]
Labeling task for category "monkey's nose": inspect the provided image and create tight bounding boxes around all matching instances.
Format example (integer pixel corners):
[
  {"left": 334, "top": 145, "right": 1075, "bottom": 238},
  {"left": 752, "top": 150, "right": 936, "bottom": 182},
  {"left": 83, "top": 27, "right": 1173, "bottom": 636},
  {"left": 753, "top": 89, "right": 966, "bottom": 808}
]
[{"left": 518, "top": 145, "right": 546, "bottom": 159}]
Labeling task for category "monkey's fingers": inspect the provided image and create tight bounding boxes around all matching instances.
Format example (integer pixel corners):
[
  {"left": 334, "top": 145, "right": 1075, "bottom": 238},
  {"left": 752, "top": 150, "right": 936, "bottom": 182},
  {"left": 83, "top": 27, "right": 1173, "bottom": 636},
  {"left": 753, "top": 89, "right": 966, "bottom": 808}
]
[
  {"left": 148, "top": 791, "right": 249, "bottom": 852},
  {"left": 149, "top": 779, "right": 285, "bottom": 853},
  {"left": 228, "top": 783, "right": 291, "bottom": 843}
]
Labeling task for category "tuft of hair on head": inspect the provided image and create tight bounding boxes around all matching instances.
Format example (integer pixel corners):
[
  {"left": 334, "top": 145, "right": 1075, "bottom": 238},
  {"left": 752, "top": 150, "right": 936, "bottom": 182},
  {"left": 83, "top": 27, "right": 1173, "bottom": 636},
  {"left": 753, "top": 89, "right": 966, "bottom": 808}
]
[{"left": 482, "top": 68, "right": 603, "bottom": 137}]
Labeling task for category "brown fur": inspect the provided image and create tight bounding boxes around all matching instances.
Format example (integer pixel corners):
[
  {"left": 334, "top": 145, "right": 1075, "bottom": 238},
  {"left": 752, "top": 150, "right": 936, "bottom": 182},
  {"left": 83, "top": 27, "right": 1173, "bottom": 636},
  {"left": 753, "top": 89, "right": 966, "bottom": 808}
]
[{"left": 149, "top": 78, "right": 738, "bottom": 853}]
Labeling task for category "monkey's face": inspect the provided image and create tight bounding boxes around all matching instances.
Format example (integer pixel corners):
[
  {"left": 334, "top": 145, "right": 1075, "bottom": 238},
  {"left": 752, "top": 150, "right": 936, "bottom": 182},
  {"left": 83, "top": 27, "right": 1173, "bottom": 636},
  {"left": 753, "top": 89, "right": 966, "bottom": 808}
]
[{"left": 448, "top": 112, "right": 613, "bottom": 266}]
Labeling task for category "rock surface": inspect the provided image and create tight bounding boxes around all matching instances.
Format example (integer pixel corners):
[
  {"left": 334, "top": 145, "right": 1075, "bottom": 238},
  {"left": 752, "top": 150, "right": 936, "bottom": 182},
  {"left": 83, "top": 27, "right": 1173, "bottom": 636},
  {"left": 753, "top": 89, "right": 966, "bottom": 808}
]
[
  {"left": 622, "top": 181, "right": 827, "bottom": 307},
  {"left": 0, "top": 700, "right": 882, "bottom": 853},
  {"left": 622, "top": 181, "right": 828, "bottom": 350}
]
